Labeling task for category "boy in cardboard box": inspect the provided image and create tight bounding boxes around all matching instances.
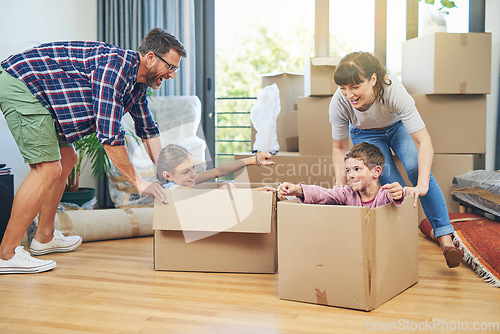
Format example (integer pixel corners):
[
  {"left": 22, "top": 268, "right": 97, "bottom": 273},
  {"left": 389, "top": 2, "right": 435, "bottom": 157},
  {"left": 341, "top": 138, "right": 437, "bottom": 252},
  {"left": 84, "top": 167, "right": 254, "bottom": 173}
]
[
  {"left": 279, "top": 142, "right": 464, "bottom": 268},
  {"left": 277, "top": 142, "right": 406, "bottom": 208}
]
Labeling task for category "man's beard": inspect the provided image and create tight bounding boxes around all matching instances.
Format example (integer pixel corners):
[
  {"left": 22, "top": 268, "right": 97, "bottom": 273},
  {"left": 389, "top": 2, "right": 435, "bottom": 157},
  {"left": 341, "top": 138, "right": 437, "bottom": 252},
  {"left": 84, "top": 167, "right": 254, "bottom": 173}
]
[{"left": 145, "top": 70, "right": 161, "bottom": 90}]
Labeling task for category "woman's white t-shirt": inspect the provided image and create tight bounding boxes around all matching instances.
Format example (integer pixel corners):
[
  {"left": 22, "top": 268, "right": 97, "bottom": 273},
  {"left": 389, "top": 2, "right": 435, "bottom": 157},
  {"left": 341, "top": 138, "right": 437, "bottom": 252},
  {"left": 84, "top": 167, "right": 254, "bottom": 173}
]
[{"left": 329, "top": 75, "right": 426, "bottom": 140}]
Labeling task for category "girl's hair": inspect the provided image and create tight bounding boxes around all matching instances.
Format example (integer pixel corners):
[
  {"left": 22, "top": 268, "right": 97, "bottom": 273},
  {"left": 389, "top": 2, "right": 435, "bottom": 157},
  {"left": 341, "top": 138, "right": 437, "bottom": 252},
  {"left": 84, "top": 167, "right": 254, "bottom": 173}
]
[
  {"left": 344, "top": 142, "right": 385, "bottom": 171},
  {"left": 156, "top": 144, "right": 191, "bottom": 183},
  {"left": 333, "top": 51, "right": 392, "bottom": 104}
]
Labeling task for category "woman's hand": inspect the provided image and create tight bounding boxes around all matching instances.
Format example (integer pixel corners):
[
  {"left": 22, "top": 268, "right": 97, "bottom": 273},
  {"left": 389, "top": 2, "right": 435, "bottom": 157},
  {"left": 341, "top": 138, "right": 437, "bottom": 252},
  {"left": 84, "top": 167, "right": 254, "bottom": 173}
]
[
  {"left": 381, "top": 182, "right": 403, "bottom": 200},
  {"left": 403, "top": 185, "right": 428, "bottom": 207}
]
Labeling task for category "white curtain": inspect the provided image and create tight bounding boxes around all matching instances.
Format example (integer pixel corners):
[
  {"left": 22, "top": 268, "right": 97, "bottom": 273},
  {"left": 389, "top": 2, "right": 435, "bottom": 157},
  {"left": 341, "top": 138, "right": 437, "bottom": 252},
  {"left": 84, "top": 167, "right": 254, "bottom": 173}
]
[
  {"left": 96, "top": 0, "right": 197, "bottom": 208},
  {"left": 97, "top": 0, "right": 196, "bottom": 96}
]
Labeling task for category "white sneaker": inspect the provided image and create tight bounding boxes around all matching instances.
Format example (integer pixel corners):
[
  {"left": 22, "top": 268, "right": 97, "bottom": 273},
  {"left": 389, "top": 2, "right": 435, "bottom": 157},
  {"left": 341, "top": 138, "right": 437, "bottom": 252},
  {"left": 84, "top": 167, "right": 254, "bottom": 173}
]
[
  {"left": 30, "top": 229, "right": 82, "bottom": 256},
  {"left": 0, "top": 246, "right": 56, "bottom": 274}
]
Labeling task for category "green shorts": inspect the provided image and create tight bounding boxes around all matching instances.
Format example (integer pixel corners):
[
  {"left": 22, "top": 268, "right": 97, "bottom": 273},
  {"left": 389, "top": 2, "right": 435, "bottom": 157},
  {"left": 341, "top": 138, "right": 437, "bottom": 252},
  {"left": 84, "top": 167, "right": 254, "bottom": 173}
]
[{"left": 0, "top": 66, "right": 71, "bottom": 164}]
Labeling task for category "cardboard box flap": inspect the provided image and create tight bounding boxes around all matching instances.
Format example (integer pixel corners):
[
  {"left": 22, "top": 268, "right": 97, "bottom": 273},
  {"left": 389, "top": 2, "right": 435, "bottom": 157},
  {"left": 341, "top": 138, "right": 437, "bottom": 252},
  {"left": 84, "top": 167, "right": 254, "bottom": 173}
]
[
  {"left": 193, "top": 182, "right": 279, "bottom": 190},
  {"left": 310, "top": 57, "right": 341, "bottom": 67},
  {"left": 154, "top": 188, "right": 273, "bottom": 234},
  {"left": 364, "top": 200, "right": 419, "bottom": 310}
]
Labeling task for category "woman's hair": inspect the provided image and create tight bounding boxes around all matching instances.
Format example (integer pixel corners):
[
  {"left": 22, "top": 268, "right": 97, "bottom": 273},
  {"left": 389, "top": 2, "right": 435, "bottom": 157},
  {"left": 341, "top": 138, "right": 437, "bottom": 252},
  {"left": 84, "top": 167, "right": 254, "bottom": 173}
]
[
  {"left": 344, "top": 142, "right": 385, "bottom": 171},
  {"left": 138, "top": 28, "right": 187, "bottom": 58},
  {"left": 156, "top": 144, "right": 191, "bottom": 183},
  {"left": 333, "top": 51, "right": 392, "bottom": 104}
]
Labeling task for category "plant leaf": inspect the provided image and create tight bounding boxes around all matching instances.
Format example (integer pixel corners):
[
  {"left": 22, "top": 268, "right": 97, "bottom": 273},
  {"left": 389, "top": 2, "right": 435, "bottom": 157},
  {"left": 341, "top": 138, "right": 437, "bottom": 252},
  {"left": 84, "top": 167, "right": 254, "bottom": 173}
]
[
  {"left": 440, "top": 0, "right": 457, "bottom": 9},
  {"left": 67, "top": 132, "right": 110, "bottom": 191}
]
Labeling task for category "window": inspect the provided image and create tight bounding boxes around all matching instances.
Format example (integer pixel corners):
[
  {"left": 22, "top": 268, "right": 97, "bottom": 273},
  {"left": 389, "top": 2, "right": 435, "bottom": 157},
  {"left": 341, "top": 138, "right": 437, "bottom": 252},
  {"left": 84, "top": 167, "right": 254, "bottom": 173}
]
[
  {"left": 208, "top": 0, "right": 471, "bottom": 170},
  {"left": 329, "top": 0, "right": 375, "bottom": 56},
  {"left": 214, "top": 0, "right": 314, "bottom": 167},
  {"left": 386, "top": 0, "right": 470, "bottom": 80}
]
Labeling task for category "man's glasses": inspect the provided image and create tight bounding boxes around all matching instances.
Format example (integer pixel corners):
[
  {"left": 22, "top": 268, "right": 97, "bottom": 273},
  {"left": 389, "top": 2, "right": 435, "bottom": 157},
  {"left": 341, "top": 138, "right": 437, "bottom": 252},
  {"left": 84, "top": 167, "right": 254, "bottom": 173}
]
[{"left": 153, "top": 52, "right": 179, "bottom": 73}]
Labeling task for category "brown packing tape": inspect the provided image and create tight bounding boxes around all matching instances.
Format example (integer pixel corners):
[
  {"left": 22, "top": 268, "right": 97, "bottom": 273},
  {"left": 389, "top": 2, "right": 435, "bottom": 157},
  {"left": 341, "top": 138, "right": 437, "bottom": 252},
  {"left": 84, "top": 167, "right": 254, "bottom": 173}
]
[
  {"left": 113, "top": 184, "right": 140, "bottom": 194},
  {"left": 57, "top": 211, "right": 74, "bottom": 234},
  {"left": 314, "top": 288, "right": 328, "bottom": 305},
  {"left": 362, "top": 208, "right": 376, "bottom": 310},
  {"left": 122, "top": 192, "right": 131, "bottom": 207},
  {"left": 460, "top": 33, "right": 467, "bottom": 46},
  {"left": 459, "top": 81, "right": 467, "bottom": 94},
  {"left": 123, "top": 207, "right": 141, "bottom": 237}
]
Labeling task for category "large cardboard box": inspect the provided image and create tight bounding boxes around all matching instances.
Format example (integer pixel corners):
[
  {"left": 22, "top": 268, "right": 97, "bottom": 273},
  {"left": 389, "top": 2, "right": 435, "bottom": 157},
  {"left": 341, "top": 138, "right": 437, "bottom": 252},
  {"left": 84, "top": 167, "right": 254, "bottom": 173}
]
[
  {"left": 304, "top": 57, "right": 341, "bottom": 96},
  {"left": 402, "top": 32, "right": 492, "bottom": 94},
  {"left": 251, "top": 110, "right": 299, "bottom": 152},
  {"left": 234, "top": 152, "right": 335, "bottom": 188},
  {"left": 395, "top": 154, "right": 485, "bottom": 222},
  {"left": 278, "top": 199, "right": 419, "bottom": 311},
  {"left": 261, "top": 72, "right": 304, "bottom": 111},
  {"left": 153, "top": 183, "right": 277, "bottom": 273},
  {"left": 298, "top": 96, "right": 333, "bottom": 156},
  {"left": 413, "top": 94, "right": 486, "bottom": 154}
]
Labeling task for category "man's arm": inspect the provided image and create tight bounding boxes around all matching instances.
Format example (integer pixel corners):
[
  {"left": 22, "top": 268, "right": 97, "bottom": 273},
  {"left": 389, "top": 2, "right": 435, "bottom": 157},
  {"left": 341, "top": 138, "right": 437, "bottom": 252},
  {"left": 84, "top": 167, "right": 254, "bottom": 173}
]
[
  {"left": 103, "top": 144, "right": 167, "bottom": 203},
  {"left": 141, "top": 136, "right": 163, "bottom": 165}
]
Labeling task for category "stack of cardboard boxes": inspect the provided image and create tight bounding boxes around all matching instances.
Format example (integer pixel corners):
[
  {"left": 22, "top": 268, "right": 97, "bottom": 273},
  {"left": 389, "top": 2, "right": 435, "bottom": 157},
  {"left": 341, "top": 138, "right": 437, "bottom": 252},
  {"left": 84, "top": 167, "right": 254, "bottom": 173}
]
[
  {"left": 401, "top": 32, "right": 491, "bottom": 220},
  {"left": 237, "top": 58, "right": 342, "bottom": 187},
  {"left": 259, "top": 73, "right": 303, "bottom": 153}
]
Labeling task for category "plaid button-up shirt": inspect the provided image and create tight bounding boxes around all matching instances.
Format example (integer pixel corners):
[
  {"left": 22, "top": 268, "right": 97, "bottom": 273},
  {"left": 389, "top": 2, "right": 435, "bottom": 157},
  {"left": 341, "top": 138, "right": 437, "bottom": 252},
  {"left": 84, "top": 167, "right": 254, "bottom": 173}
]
[{"left": 1, "top": 41, "right": 159, "bottom": 145}]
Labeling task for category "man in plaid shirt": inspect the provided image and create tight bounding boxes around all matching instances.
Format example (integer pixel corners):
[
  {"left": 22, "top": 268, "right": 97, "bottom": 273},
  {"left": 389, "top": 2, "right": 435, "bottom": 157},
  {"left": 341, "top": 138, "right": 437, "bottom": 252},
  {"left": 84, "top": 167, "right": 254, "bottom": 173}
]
[{"left": 0, "top": 28, "right": 186, "bottom": 274}]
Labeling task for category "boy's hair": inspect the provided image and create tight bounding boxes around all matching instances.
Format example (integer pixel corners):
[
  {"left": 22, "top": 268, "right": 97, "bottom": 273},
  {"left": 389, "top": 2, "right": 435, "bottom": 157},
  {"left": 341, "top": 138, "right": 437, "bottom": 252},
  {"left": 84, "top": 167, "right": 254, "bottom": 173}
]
[
  {"left": 156, "top": 144, "right": 191, "bottom": 183},
  {"left": 334, "top": 51, "right": 391, "bottom": 104},
  {"left": 344, "top": 142, "right": 385, "bottom": 171},
  {"left": 138, "top": 28, "right": 187, "bottom": 58}
]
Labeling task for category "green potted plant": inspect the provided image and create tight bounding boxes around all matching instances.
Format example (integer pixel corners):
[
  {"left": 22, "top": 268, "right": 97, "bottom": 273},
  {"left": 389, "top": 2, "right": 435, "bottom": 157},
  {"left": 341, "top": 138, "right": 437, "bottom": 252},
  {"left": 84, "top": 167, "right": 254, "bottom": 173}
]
[
  {"left": 61, "top": 132, "right": 110, "bottom": 206},
  {"left": 418, "top": 0, "right": 458, "bottom": 35},
  {"left": 419, "top": 0, "right": 458, "bottom": 15}
]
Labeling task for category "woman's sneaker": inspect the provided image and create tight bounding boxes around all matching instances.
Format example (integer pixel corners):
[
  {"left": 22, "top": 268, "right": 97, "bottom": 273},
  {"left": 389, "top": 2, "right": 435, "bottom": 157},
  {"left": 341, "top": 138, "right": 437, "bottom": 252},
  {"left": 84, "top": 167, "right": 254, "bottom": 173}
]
[
  {"left": 30, "top": 229, "right": 82, "bottom": 256},
  {"left": 0, "top": 246, "right": 56, "bottom": 274}
]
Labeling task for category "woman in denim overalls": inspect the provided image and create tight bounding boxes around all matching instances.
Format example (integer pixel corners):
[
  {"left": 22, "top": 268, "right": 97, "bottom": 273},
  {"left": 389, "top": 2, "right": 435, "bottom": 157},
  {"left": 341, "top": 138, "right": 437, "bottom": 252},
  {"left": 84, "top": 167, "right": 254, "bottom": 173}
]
[{"left": 328, "top": 51, "right": 463, "bottom": 268}]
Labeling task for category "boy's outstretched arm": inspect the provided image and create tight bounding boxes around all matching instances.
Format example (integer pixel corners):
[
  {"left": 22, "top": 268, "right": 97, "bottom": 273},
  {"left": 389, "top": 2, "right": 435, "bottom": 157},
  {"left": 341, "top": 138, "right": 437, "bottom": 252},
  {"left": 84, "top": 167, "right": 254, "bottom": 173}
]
[
  {"left": 277, "top": 182, "right": 303, "bottom": 199},
  {"left": 381, "top": 182, "right": 404, "bottom": 201}
]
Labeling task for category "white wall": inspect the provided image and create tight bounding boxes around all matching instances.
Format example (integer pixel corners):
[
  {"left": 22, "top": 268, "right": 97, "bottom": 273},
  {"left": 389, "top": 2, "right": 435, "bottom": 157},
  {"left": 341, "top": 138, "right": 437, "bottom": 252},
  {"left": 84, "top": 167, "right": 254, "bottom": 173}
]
[
  {"left": 486, "top": 0, "right": 500, "bottom": 170},
  {"left": 0, "top": 0, "right": 98, "bottom": 192}
]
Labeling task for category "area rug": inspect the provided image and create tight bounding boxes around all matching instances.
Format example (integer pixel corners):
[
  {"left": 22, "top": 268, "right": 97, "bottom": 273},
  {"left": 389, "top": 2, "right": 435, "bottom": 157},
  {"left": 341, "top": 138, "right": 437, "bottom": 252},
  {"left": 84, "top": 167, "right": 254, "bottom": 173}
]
[{"left": 419, "top": 213, "right": 500, "bottom": 287}]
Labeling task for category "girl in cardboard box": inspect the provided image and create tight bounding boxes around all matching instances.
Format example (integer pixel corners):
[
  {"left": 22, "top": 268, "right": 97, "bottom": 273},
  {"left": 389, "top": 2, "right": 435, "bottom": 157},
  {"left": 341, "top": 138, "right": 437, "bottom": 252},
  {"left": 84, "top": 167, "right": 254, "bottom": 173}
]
[
  {"left": 156, "top": 144, "right": 275, "bottom": 190},
  {"left": 327, "top": 51, "right": 462, "bottom": 269}
]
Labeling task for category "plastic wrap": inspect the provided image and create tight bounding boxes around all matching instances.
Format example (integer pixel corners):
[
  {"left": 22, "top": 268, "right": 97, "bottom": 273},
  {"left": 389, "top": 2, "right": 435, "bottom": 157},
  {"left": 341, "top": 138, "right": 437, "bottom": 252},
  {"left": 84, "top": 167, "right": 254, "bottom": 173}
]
[
  {"left": 251, "top": 84, "right": 281, "bottom": 154},
  {"left": 108, "top": 95, "right": 207, "bottom": 207},
  {"left": 452, "top": 170, "right": 500, "bottom": 217}
]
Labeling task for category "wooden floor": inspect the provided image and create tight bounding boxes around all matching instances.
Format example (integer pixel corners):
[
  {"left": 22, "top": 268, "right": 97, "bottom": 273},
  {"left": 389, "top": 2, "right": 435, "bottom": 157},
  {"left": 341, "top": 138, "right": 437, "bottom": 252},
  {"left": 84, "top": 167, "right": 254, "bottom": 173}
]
[{"left": 0, "top": 234, "right": 499, "bottom": 334}]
